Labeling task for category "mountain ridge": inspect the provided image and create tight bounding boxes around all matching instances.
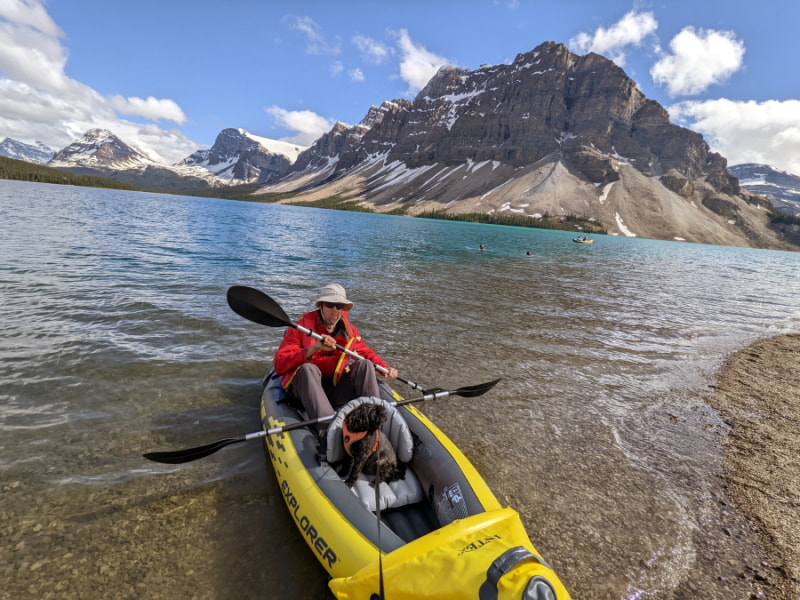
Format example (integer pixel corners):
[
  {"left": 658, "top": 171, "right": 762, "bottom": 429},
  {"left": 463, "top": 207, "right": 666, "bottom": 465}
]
[
  {"left": 39, "top": 127, "right": 306, "bottom": 192},
  {"left": 45, "top": 129, "right": 216, "bottom": 192},
  {"left": 177, "top": 128, "right": 305, "bottom": 184},
  {"left": 2, "top": 40, "right": 798, "bottom": 250},
  {"left": 729, "top": 163, "right": 800, "bottom": 217},
  {"left": 254, "top": 41, "right": 795, "bottom": 250},
  {"left": 0, "top": 138, "right": 55, "bottom": 165},
  {"left": 49, "top": 128, "right": 153, "bottom": 170}
]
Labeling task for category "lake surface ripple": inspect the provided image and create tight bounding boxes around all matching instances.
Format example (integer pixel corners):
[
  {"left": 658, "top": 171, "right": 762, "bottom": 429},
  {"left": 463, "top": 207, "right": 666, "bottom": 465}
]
[{"left": 2, "top": 180, "right": 799, "bottom": 599}]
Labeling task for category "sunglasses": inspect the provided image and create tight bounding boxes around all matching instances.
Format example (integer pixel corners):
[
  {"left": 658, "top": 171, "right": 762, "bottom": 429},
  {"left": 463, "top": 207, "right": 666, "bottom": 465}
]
[{"left": 323, "top": 302, "right": 347, "bottom": 310}]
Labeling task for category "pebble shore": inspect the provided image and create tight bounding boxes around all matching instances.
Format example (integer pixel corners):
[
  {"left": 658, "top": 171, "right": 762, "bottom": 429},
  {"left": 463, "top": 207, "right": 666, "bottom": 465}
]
[{"left": 707, "top": 333, "right": 800, "bottom": 600}]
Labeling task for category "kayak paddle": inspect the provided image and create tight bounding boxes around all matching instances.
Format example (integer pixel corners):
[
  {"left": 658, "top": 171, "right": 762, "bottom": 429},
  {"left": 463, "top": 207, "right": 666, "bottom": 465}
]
[{"left": 143, "top": 379, "right": 500, "bottom": 464}]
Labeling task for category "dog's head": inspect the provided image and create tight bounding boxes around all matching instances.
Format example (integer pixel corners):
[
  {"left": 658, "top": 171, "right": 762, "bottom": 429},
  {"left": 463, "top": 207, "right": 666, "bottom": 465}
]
[
  {"left": 342, "top": 403, "right": 386, "bottom": 457},
  {"left": 344, "top": 403, "right": 386, "bottom": 432}
]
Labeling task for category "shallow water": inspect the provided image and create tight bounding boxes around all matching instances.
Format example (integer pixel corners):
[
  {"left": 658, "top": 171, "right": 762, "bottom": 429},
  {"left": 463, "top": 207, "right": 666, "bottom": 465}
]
[{"left": 2, "top": 179, "right": 799, "bottom": 599}]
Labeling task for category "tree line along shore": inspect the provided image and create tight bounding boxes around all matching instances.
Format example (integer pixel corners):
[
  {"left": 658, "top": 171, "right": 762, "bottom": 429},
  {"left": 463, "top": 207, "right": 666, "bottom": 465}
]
[{"left": 0, "top": 156, "right": 140, "bottom": 191}]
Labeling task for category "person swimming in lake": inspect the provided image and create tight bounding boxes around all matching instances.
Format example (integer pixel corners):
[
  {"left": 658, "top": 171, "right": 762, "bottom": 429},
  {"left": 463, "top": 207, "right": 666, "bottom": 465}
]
[{"left": 479, "top": 244, "right": 485, "bottom": 251}]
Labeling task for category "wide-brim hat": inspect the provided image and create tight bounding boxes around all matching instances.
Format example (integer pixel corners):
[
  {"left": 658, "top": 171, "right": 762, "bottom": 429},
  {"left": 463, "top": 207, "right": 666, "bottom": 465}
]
[{"left": 315, "top": 283, "right": 354, "bottom": 310}]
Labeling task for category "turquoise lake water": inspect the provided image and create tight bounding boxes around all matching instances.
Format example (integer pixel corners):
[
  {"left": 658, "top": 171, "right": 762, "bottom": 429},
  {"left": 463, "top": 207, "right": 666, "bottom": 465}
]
[{"left": 1, "top": 179, "right": 799, "bottom": 599}]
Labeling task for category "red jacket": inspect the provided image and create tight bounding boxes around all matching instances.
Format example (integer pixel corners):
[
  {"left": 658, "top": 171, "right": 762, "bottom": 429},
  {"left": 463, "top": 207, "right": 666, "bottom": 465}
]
[{"left": 273, "top": 310, "right": 389, "bottom": 388}]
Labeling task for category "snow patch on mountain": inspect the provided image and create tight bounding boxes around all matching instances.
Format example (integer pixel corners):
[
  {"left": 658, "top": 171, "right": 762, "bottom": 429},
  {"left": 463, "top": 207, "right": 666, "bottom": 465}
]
[
  {"left": 238, "top": 129, "right": 305, "bottom": 163},
  {"left": 0, "top": 138, "right": 55, "bottom": 164},
  {"left": 615, "top": 212, "right": 637, "bottom": 237}
]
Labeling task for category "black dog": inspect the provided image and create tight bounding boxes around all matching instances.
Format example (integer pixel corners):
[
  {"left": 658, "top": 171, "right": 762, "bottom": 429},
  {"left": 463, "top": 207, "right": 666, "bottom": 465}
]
[{"left": 341, "top": 403, "right": 406, "bottom": 488}]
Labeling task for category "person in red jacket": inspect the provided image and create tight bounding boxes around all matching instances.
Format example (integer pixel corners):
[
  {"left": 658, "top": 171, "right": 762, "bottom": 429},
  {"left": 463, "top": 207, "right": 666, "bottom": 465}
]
[{"left": 273, "top": 283, "right": 397, "bottom": 440}]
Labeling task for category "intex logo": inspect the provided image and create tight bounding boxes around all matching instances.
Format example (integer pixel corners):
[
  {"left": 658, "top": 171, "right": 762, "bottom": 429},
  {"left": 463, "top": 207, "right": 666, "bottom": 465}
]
[
  {"left": 458, "top": 534, "right": 501, "bottom": 555},
  {"left": 281, "top": 480, "right": 338, "bottom": 568}
]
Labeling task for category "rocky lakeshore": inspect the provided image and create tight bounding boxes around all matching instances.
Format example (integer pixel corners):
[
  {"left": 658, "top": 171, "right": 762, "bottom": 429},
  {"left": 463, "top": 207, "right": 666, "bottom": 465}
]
[{"left": 707, "top": 333, "right": 800, "bottom": 599}]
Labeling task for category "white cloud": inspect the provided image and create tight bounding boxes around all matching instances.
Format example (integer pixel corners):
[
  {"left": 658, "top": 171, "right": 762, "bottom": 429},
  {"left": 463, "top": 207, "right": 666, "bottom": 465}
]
[
  {"left": 651, "top": 27, "right": 745, "bottom": 96},
  {"left": 329, "top": 60, "right": 344, "bottom": 77},
  {"left": 569, "top": 10, "right": 657, "bottom": 67},
  {"left": 393, "top": 29, "right": 451, "bottom": 96},
  {"left": 669, "top": 98, "right": 800, "bottom": 175},
  {"left": 0, "top": 2, "right": 70, "bottom": 92},
  {"left": 130, "top": 123, "right": 199, "bottom": 164},
  {"left": 266, "top": 106, "right": 335, "bottom": 146},
  {"left": 110, "top": 96, "right": 187, "bottom": 124},
  {"left": 329, "top": 62, "right": 365, "bottom": 83},
  {"left": 0, "top": 0, "right": 60, "bottom": 36},
  {"left": 286, "top": 15, "right": 340, "bottom": 55},
  {"left": 352, "top": 34, "right": 390, "bottom": 64},
  {"left": 0, "top": 0, "right": 195, "bottom": 163}
]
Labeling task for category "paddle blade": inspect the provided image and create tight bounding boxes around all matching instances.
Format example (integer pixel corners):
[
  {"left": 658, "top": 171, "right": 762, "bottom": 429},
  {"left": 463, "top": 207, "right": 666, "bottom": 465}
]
[
  {"left": 227, "top": 286, "right": 292, "bottom": 328},
  {"left": 453, "top": 378, "right": 501, "bottom": 398},
  {"left": 396, "top": 379, "right": 501, "bottom": 408},
  {"left": 143, "top": 437, "right": 245, "bottom": 464}
]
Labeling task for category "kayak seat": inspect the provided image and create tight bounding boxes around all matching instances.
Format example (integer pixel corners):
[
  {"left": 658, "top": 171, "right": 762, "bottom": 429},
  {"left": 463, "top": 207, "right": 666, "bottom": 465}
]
[{"left": 326, "top": 396, "right": 424, "bottom": 512}]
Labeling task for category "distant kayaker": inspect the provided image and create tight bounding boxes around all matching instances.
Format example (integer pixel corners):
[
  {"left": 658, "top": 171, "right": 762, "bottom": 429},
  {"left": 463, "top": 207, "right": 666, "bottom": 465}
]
[{"left": 273, "top": 283, "right": 397, "bottom": 442}]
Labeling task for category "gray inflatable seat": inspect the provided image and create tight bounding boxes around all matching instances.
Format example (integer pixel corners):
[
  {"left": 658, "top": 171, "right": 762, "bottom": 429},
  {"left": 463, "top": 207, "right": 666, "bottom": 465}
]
[{"left": 326, "top": 396, "right": 423, "bottom": 511}]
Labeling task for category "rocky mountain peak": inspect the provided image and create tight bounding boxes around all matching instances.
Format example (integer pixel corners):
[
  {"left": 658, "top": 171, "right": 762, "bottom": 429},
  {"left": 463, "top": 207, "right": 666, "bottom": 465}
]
[
  {"left": 49, "top": 129, "right": 151, "bottom": 170},
  {"left": 178, "top": 127, "right": 301, "bottom": 184},
  {"left": 358, "top": 100, "right": 412, "bottom": 130},
  {"left": 288, "top": 39, "right": 733, "bottom": 190},
  {"left": 416, "top": 65, "right": 470, "bottom": 99},
  {"left": 292, "top": 121, "right": 365, "bottom": 173},
  {"left": 264, "top": 40, "right": 792, "bottom": 250}
]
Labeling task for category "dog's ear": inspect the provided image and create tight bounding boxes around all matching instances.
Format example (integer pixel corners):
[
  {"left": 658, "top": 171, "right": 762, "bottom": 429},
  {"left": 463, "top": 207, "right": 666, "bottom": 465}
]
[{"left": 369, "top": 405, "right": 388, "bottom": 430}]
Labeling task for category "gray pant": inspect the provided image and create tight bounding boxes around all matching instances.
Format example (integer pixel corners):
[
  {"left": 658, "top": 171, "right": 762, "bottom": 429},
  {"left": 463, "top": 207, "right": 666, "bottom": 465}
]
[{"left": 289, "top": 359, "right": 381, "bottom": 433}]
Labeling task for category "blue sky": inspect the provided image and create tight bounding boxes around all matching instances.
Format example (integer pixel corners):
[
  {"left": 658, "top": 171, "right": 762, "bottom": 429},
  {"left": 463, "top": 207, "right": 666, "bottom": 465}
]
[{"left": 2, "top": 0, "right": 800, "bottom": 174}]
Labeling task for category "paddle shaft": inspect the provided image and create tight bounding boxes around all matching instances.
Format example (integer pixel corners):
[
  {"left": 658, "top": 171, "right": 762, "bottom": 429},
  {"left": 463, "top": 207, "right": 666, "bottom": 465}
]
[
  {"left": 263, "top": 386, "right": 476, "bottom": 435},
  {"left": 143, "top": 380, "right": 499, "bottom": 464}
]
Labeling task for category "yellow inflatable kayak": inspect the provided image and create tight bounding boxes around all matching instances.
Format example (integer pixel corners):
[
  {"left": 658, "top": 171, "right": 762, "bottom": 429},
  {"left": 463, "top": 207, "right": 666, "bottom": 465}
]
[{"left": 261, "top": 369, "right": 571, "bottom": 600}]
